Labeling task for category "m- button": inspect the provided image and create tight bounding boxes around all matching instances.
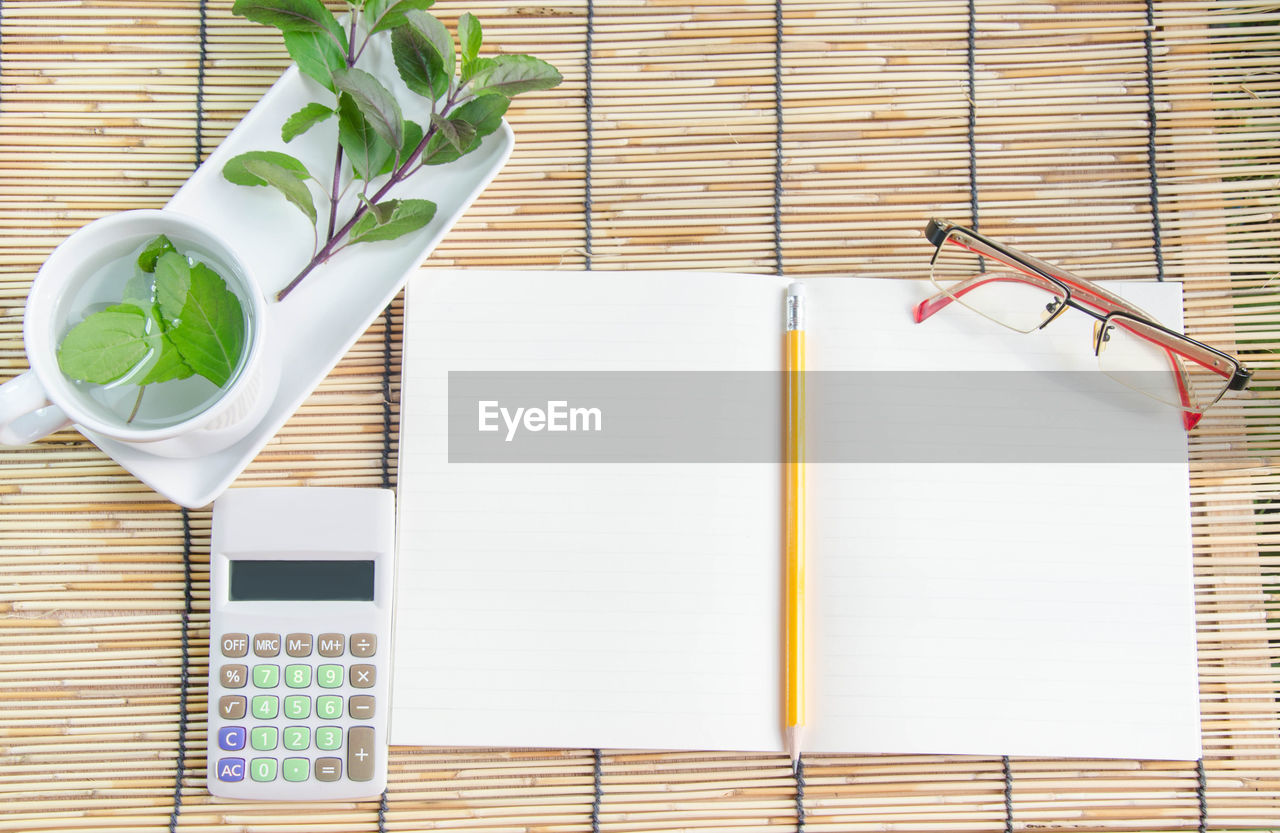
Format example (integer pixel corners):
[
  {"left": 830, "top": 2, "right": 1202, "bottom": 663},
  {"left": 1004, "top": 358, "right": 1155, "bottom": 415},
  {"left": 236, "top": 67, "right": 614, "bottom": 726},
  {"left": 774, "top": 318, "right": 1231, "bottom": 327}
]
[
  {"left": 350, "top": 633, "right": 376, "bottom": 658},
  {"left": 253, "top": 633, "right": 281, "bottom": 657},
  {"left": 285, "top": 633, "right": 313, "bottom": 657},
  {"left": 221, "top": 633, "right": 248, "bottom": 657}
]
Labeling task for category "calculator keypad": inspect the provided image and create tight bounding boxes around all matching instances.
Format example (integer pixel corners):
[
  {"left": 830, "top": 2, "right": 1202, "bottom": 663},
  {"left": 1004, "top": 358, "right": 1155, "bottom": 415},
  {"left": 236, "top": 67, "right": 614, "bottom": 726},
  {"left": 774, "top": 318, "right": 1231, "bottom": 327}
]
[{"left": 215, "top": 630, "right": 378, "bottom": 789}]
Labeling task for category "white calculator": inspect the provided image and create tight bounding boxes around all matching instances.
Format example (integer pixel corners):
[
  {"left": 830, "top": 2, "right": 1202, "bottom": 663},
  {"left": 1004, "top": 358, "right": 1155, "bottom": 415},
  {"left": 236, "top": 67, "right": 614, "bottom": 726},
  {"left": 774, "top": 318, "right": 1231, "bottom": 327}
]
[{"left": 206, "top": 488, "right": 395, "bottom": 800}]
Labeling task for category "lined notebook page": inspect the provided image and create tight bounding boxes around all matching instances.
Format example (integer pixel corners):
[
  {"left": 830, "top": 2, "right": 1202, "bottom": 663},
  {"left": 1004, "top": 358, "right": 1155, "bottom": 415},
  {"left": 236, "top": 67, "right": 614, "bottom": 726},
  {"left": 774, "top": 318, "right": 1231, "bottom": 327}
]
[
  {"left": 391, "top": 271, "right": 788, "bottom": 751},
  {"left": 801, "top": 278, "right": 1200, "bottom": 760}
]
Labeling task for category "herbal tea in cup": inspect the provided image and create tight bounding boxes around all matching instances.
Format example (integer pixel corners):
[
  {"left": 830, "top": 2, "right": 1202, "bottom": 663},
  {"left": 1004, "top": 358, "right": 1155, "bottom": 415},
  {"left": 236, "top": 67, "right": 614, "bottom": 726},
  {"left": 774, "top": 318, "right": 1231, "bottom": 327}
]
[{"left": 0, "top": 209, "right": 277, "bottom": 458}]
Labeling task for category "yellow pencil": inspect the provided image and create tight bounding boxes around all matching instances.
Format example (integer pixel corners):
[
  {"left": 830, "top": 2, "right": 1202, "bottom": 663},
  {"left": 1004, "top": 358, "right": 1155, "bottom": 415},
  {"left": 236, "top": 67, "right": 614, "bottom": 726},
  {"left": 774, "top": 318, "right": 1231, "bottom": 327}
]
[{"left": 784, "top": 282, "right": 807, "bottom": 770}]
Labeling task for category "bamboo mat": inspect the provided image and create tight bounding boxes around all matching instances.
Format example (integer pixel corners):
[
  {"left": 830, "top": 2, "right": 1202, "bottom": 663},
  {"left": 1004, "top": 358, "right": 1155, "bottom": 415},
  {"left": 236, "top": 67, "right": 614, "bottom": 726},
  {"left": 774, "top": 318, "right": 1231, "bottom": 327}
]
[{"left": 1, "top": 0, "right": 1278, "bottom": 830}]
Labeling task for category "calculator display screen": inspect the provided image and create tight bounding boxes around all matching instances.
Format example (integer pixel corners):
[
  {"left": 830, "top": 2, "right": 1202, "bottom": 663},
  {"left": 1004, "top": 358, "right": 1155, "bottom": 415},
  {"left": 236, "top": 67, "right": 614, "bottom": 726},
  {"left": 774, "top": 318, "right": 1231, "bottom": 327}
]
[{"left": 229, "top": 559, "right": 376, "bottom": 601}]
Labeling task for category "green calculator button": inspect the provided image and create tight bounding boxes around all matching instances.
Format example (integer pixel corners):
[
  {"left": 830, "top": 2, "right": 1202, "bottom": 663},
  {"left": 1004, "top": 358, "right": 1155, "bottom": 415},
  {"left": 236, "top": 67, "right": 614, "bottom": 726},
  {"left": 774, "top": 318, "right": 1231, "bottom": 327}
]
[
  {"left": 283, "top": 726, "right": 310, "bottom": 751},
  {"left": 317, "top": 664, "right": 344, "bottom": 688},
  {"left": 252, "top": 664, "right": 279, "bottom": 688},
  {"left": 284, "top": 695, "right": 310, "bottom": 720},
  {"left": 316, "top": 695, "right": 343, "bottom": 720},
  {"left": 282, "top": 757, "right": 309, "bottom": 782},
  {"left": 250, "top": 695, "right": 278, "bottom": 720},
  {"left": 250, "top": 757, "right": 277, "bottom": 782},
  {"left": 250, "top": 726, "right": 278, "bottom": 751},
  {"left": 284, "top": 664, "right": 312, "bottom": 688},
  {"left": 315, "top": 725, "right": 343, "bottom": 751}
]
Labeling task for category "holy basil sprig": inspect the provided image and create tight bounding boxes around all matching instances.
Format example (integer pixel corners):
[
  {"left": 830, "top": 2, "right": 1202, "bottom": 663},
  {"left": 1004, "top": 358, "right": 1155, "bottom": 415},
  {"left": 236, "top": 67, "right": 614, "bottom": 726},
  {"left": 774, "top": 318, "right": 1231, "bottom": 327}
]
[
  {"left": 57, "top": 235, "right": 246, "bottom": 422},
  {"left": 224, "top": 0, "right": 562, "bottom": 301}
]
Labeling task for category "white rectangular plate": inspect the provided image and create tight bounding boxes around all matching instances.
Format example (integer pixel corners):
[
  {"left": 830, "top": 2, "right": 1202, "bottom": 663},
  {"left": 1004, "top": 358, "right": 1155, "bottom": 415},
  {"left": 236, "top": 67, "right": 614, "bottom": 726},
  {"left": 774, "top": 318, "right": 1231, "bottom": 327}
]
[{"left": 84, "top": 42, "right": 513, "bottom": 507}]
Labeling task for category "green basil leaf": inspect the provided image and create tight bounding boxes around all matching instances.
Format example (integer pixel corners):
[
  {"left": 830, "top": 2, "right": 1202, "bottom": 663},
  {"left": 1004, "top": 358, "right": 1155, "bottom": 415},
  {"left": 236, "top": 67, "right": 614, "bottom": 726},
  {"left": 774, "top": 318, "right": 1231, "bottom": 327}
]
[
  {"left": 404, "top": 10, "right": 453, "bottom": 80},
  {"left": 337, "top": 92, "right": 394, "bottom": 181},
  {"left": 232, "top": 0, "right": 347, "bottom": 48},
  {"left": 154, "top": 252, "right": 193, "bottom": 324},
  {"left": 430, "top": 112, "right": 467, "bottom": 152},
  {"left": 281, "top": 102, "right": 335, "bottom": 142},
  {"left": 332, "top": 67, "right": 403, "bottom": 151},
  {"left": 241, "top": 158, "right": 319, "bottom": 225},
  {"left": 282, "top": 29, "right": 347, "bottom": 91},
  {"left": 138, "top": 334, "right": 196, "bottom": 386},
  {"left": 379, "top": 119, "right": 424, "bottom": 176},
  {"left": 223, "top": 150, "right": 311, "bottom": 186},
  {"left": 348, "top": 198, "right": 438, "bottom": 244},
  {"left": 468, "top": 54, "right": 562, "bottom": 98},
  {"left": 57, "top": 307, "right": 152, "bottom": 384},
  {"left": 161, "top": 262, "right": 247, "bottom": 389},
  {"left": 391, "top": 15, "right": 447, "bottom": 101},
  {"left": 365, "top": 0, "right": 435, "bottom": 35},
  {"left": 461, "top": 55, "right": 493, "bottom": 85},
  {"left": 122, "top": 271, "right": 154, "bottom": 308},
  {"left": 137, "top": 235, "right": 177, "bottom": 272},
  {"left": 458, "top": 12, "right": 481, "bottom": 65},
  {"left": 418, "top": 95, "right": 507, "bottom": 166},
  {"left": 451, "top": 93, "right": 508, "bottom": 139}
]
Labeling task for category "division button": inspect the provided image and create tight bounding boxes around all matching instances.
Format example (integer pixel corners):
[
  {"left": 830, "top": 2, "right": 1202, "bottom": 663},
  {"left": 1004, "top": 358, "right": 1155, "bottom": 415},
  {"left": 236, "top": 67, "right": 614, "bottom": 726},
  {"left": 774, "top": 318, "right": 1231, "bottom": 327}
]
[
  {"left": 349, "top": 633, "right": 376, "bottom": 657},
  {"left": 347, "top": 726, "right": 376, "bottom": 782}
]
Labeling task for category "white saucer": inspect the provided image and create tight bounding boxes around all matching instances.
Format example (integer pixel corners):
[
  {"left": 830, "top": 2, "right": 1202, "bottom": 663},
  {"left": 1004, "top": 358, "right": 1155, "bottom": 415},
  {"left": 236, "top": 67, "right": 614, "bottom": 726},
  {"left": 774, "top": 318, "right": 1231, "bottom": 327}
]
[{"left": 84, "top": 40, "right": 514, "bottom": 507}]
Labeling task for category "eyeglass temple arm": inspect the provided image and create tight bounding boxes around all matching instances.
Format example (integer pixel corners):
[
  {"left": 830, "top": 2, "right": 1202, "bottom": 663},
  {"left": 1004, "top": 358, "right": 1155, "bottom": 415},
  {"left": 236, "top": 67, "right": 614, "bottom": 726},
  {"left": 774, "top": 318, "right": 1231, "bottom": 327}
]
[
  {"left": 919, "top": 226, "right": 1252, "bottom": 389},
  {"left": 916, "top": 278, "right": 1206, "bottom": 429}
]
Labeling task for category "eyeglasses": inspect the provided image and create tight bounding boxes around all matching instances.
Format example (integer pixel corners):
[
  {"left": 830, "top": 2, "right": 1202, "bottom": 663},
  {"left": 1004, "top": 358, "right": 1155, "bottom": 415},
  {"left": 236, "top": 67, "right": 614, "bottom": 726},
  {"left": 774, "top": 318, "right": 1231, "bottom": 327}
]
[{"left": 915, "top": 219, "right": 1252, "bottom": 430}]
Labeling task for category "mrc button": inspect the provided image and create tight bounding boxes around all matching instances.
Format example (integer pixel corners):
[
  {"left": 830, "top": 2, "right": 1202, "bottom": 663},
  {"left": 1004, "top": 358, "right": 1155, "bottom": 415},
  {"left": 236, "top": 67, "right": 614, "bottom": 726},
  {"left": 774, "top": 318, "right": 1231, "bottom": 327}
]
[{"left": 253, "top": 633, "right": 281, "bottom": 657}]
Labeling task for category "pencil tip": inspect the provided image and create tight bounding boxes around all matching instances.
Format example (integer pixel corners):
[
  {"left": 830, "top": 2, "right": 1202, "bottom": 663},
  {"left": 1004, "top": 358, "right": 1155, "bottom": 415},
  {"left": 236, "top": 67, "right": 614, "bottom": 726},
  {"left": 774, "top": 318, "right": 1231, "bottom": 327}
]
[{"left": 785, "top": 725, "right": 803, "bottom": 772}]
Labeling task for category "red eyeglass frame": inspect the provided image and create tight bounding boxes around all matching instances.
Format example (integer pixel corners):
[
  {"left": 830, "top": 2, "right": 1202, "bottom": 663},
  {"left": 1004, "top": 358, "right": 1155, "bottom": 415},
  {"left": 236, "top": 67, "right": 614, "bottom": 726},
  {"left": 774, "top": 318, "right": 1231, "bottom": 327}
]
[{"left": 914, "top": 219, "right": 1252, "bottom": 430}]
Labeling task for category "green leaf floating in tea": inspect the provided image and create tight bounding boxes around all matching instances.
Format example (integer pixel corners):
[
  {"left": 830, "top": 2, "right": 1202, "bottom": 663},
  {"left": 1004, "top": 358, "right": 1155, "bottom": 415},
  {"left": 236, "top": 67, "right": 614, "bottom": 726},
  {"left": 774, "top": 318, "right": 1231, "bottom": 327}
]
[
  {"left": 57, "top": 305, "right": 155, "bottom": 385},
  {"left": 56, "top": 235, "right": 248, "bottom": 422},
  {"left": 154, "top": 252, "right": 246, "bottom": 389}
]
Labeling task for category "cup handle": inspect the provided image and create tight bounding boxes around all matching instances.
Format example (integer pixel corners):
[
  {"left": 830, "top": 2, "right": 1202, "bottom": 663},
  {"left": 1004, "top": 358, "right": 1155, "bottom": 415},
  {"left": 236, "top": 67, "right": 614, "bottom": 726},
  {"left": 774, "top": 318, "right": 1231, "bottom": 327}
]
[{"left": 0, "top": 371, "right": 71, "bottom": 446}]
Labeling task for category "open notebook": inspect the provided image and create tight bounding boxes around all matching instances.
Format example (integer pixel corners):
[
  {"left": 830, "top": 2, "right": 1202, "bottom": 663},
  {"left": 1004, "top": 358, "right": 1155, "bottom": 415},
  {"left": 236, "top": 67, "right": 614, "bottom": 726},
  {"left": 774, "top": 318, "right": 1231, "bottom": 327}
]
[{"left": 389, "top": 271, "right": 1200, "bottom": 761}]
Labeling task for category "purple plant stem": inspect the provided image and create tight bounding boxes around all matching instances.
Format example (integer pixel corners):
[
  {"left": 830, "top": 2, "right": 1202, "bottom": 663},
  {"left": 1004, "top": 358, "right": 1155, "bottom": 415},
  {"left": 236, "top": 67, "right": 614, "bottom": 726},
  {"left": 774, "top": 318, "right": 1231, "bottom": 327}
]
[{"left": 275, "top": 106, "right": 453, "bottom": 302}]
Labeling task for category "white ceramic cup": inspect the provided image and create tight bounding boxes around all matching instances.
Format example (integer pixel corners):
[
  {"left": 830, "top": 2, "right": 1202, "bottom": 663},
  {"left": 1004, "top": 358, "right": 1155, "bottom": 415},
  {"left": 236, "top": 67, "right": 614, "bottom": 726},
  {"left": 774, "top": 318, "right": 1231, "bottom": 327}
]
[{"left": 0, "top": 209, "right": 278, "bottom": 458}]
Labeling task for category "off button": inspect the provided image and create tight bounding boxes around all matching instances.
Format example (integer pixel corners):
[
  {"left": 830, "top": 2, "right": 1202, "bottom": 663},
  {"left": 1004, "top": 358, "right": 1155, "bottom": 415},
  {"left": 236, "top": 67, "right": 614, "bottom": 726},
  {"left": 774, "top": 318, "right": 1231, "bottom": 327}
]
[{"left": 221, "top": 633, "right": 248, "bottom": 658}]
